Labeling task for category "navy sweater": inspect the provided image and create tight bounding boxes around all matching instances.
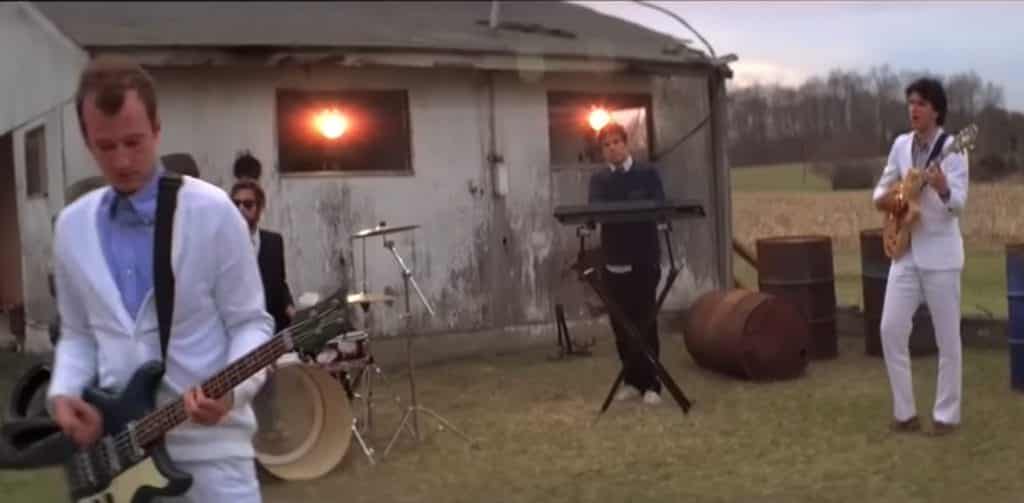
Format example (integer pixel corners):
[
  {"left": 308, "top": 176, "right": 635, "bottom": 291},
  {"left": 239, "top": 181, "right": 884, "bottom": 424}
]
[{"left": 587, "top": 162, "right": 666, "bottom": 266}]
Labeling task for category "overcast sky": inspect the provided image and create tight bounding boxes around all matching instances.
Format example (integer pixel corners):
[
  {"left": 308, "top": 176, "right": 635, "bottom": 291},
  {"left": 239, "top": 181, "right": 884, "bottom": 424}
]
[{"left": 573, "top": 1, "right": 1024, "bottom": 111}]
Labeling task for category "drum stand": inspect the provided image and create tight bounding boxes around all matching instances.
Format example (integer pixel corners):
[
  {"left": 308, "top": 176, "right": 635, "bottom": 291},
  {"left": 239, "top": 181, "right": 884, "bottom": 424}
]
[
  {"left": 305, "top": 334, "right": 379, "bottom": 466},
  {"left": 381, "top": 237, "right": 474, "bottom": 458},
  {"left": 335, "top": 337, "right": 381, "bottom": 466},
  {"left": 349, "top": 416, "right": 377, "bottom": 465}
]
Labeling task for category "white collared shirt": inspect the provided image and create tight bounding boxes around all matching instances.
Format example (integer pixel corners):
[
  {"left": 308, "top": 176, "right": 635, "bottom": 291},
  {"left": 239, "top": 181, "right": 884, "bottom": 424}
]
[
  {"left": 250, "top": 227, "right": 261, "bottom": 255},
  {"left": 608, "top": 155, "right": 634, "bottom": 173},
  {"left": 912, "top": 127, "right": 944, "bottom": 168}
]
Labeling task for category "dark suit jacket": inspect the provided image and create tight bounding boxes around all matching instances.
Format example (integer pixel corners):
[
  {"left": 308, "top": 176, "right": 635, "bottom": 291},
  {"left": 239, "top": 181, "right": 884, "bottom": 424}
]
[
  {"left": 258, "top": 229, "right": 294, "bottom": 334},
  {"left": 587, "top": 161, "right": 666, "bottom": 266}
]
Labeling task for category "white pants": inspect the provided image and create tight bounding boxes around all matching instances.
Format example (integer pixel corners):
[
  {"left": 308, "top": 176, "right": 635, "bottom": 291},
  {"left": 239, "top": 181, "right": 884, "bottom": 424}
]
[
  {"left": 156, "top": 457, "right": 262, "bottom": 503},
  {"left": 879, "top": 262, "right": 962, "bottom": 424}
]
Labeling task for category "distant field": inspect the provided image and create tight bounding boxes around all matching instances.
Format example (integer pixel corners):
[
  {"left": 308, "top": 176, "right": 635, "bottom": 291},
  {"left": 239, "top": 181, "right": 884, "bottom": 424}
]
[
  {"left": 731, "top": 163, "right": 832, "bottom": 192},
  {"left": 731, "top": 162, "right": 1024, "bottom": 318}
]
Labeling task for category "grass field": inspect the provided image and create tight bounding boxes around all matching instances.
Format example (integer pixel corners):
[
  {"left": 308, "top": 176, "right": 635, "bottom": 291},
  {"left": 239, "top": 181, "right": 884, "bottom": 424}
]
[
  {"left": 2, "top": 332, "right": 1023, "bottom": 503},
  {"left": 731, "top": 162, "right": 832, "bottom": 192},
  {"left": 731, "top": 163, "right": 1024, "bottom": 318}
]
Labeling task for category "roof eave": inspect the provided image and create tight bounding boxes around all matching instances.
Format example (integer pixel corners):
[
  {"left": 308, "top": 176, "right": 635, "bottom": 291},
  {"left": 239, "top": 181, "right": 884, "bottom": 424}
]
[{"left": 82, "top": 45, "right": 724, "bottom": 75}]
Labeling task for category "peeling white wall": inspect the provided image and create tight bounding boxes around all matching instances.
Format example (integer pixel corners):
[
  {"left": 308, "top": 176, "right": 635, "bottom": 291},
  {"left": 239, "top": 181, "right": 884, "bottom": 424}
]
[
  {"left": 0, "top": 2, "right": 89, "bottom": 350},
  {"left": 14, "top": 63, "right": 727, "bottom": 345}
]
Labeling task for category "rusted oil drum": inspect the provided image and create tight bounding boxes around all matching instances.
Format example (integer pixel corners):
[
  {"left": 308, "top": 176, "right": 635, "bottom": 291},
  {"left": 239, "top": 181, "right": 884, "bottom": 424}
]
[
  {"left": 684, "top": 288, "right": 809, "bottom": 380},
  {"left": 756, "top": 235, "right": 837, "bottom": 359},
  {"left": 860, "top": 229, "right": 937, "bottom": 357}
]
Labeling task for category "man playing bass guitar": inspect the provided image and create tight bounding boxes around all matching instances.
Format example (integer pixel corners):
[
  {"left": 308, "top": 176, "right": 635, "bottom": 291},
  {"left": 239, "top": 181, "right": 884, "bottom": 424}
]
[
  {"left": 47, "top": 57, "right": 272, "bottom": 501},
  {"left": 872, "top": 77, "right": 968, "bottom": 436}
]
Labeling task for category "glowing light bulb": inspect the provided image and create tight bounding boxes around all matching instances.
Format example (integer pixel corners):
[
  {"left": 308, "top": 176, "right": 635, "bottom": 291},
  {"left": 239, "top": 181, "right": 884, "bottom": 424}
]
[
  {"left": 314, "top": 109, "right": 348, "bottom": 139},
  {"left": 588, "top": 107, "right": 611, "bottom": 132}
]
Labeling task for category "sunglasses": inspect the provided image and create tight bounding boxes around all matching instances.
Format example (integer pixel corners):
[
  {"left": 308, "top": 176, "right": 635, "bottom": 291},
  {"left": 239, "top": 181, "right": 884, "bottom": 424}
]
[{"left": 233, "top": 199, "right": 258, "bottom": 210}]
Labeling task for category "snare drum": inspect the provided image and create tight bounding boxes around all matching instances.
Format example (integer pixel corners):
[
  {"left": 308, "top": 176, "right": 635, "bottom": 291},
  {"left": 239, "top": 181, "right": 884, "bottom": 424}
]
[{"left": 316, "top": 331, "right": 369, "bottom": 370}]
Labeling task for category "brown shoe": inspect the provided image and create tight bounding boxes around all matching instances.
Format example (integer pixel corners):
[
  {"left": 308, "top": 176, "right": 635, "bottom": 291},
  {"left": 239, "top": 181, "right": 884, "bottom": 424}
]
[
  {"left": 889, "top": 416, "right": 921, "bottom": 433},
  {"left": 930, "top": 420, "right": 960, "bottom": 436}
]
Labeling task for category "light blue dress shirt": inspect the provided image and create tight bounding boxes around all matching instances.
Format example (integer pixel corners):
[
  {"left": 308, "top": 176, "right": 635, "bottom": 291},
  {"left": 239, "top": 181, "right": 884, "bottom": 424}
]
[{"left": 96, "top": 166, "right": 164, "bottom": 320}]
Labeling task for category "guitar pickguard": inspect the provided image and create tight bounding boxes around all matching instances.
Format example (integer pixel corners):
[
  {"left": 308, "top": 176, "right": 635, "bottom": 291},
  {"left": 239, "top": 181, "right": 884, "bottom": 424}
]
[{"left": 75, "top": 457, "right": 168, "bottom": 503}]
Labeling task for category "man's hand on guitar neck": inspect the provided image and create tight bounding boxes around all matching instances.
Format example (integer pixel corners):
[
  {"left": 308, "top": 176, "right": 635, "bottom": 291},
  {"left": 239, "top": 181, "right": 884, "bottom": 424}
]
[
  {"left": 52, "top": 396, "right": 103, "bottom": 448},
  {"left": 184, "top": 386, "right": 234, "bottom": 426}
]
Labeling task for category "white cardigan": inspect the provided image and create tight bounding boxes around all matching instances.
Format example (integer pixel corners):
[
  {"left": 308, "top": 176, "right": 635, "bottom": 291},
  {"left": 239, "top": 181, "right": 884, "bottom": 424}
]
[
  {"left": 47, "top": 175, "right": 274, "bottom": 462},
  {"left": 872, "top": 130, "right": 969, "bottom": 271}
]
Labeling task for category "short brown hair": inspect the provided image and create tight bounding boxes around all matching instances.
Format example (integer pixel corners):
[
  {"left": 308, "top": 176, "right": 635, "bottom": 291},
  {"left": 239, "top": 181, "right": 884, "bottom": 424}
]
[
  {"left": 230, "top": 179, "right": 266, "bottom": 209},
  {"left": 75, "top": 56, "right": 160, "bottom": 140},
  {"left": 597, "top": 122, "right": 628, "bottom": 144}
]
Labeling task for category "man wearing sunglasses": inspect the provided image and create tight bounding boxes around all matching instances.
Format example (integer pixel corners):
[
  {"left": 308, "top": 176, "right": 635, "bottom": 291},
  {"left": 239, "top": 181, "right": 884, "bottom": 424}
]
[{"left": 229, "top": 179, "right": 295, "bottom": 334}]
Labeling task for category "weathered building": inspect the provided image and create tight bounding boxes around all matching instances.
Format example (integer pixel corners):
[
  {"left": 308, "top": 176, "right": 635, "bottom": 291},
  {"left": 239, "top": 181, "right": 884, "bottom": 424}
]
[
  {"left": 6, "top": 1, "right": 735, "bottom": 360},
  {"left": 0, "top": 2, "right": 88, "bottom": 351}
]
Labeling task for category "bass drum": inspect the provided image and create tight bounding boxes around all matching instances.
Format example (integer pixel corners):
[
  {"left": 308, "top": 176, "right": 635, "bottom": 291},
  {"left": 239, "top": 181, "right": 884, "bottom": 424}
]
[{"left": 252, "top": 356, "right": 352, "bottom": 481}]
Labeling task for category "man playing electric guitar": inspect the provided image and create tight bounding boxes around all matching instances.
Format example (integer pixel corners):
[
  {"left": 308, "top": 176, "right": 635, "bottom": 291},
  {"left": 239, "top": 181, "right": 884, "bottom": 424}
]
[
  {"left": 872, "top": 77, "right": 969, "bottom": 436},
  {"left": 47, "top": 57, "right": 272, "bottom": 501}
]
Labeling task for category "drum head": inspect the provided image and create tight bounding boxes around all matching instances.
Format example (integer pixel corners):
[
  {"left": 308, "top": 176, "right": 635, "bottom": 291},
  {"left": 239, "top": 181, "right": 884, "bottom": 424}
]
[{"left": 252, "top": 363, "right": 352, "bottom": 480}]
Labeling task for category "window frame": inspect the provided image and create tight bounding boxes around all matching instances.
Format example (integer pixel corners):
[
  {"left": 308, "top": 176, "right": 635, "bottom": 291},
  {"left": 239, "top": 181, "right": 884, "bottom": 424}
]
[
  {"left": 275, "top": 88, "right": 414, "bottom": 178},
  {"left": 546, "top": 91, "right": 656, "bottom": 170}
]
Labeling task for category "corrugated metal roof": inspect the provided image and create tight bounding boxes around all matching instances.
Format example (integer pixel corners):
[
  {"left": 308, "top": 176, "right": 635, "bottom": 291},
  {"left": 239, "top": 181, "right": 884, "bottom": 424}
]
[{"left": 32, "top": 1, "right": 710, "bottom": 66}]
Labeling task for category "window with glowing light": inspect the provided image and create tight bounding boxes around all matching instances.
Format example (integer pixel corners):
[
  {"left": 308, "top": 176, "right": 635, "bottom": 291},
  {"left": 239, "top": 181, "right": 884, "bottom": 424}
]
[
  {"left": 547, "top": 92, "right": 653, "bottom": 166},
  {"left": 276, "top": 89, "right": 412, "bottom": 174}
]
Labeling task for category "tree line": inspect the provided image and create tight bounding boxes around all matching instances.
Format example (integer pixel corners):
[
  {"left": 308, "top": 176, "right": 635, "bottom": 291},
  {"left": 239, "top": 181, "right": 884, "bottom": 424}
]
[{"left": 726, "top": 65, "right": 1024, "bottom": 181}]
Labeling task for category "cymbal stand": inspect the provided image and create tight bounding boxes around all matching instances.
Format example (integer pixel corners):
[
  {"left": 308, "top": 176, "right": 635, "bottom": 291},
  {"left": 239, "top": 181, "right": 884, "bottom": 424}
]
[{"left": 382, "top": 237, "right": 474, "bottom": 458}]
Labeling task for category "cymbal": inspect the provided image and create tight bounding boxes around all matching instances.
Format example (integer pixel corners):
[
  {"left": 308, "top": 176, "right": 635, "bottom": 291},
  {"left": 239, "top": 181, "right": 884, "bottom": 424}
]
[
  {"left": 351, "top": 224, "right": 419, "bottom": 239},
  {"left": 346, "top": 292, "right": 396, "bottom": 305}
]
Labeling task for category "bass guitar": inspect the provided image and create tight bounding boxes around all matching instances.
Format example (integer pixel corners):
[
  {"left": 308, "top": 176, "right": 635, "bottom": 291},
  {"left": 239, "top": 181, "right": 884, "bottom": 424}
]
[{"left": 57, "top": 289, "right": 349, "bottom": 502}]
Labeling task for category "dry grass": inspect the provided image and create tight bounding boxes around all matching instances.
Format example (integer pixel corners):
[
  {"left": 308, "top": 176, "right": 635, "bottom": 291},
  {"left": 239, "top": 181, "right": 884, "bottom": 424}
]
[
  {"left": 731, "top": 182, "right": 1024, "bottom": 317},
  {"left": 732, "top": 183, "right": 1024, "bottom": 251},
  {"left": 3, "top": 333, "right": 1024, "bottom": 503}
]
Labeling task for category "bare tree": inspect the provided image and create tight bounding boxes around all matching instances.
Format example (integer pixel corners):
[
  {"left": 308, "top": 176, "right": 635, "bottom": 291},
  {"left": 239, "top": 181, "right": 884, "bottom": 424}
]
[{"left": 727, "top": 66, "right": 1013, "bottom": 176}]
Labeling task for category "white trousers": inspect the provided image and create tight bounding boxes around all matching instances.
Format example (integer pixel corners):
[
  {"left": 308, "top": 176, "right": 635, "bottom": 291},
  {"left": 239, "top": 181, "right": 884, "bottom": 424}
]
[
  {"left": 879, "top": 262, "right": 962, "bottom": 424},
  {"left": 155, "top": 457, "right": 262, "bottom": 503}
]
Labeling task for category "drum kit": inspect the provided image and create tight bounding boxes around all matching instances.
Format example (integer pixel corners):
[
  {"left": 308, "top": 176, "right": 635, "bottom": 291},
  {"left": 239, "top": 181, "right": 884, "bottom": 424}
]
[{"left": 252, "top": 221, "right": 473, "bottom": 482}]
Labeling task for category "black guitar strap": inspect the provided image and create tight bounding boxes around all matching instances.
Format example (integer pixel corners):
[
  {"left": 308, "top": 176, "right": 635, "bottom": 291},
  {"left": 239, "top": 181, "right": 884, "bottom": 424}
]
[
  {"left": 154, "top": 172, "right": 183, "bottom": 360},
  {"left": 926, "top": 132, "right": 950, "bottom": 167}
]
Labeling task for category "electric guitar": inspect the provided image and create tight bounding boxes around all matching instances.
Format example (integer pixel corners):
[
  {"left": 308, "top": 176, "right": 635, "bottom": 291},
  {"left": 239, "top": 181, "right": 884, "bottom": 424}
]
[
  {"left": 60, "top": 289, "right": 350, "bottom": 503},
  {"left": 881, "top": 124, "right": 978, "bottom": 259}
]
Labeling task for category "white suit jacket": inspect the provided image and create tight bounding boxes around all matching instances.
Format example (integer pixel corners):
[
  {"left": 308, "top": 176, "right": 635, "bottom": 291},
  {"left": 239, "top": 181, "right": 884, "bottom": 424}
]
[
  {"left": 871, "top": 129, "right": 969, "bottom": 271},
  {"left": 48, "top": 175, "right": 274, "bottom": 462}
]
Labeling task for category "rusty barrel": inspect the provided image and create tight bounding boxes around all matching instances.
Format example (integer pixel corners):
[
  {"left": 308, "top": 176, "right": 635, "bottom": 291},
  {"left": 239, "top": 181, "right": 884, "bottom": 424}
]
[
  {"left": 860, "top": 229, "right": 937, "bottom": 357},
  {"left": 684, "top": 288, "right": 809, "bottom": 380},
  {"left": 756, "top": 235, "right": 837, "bottom": 359}
]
